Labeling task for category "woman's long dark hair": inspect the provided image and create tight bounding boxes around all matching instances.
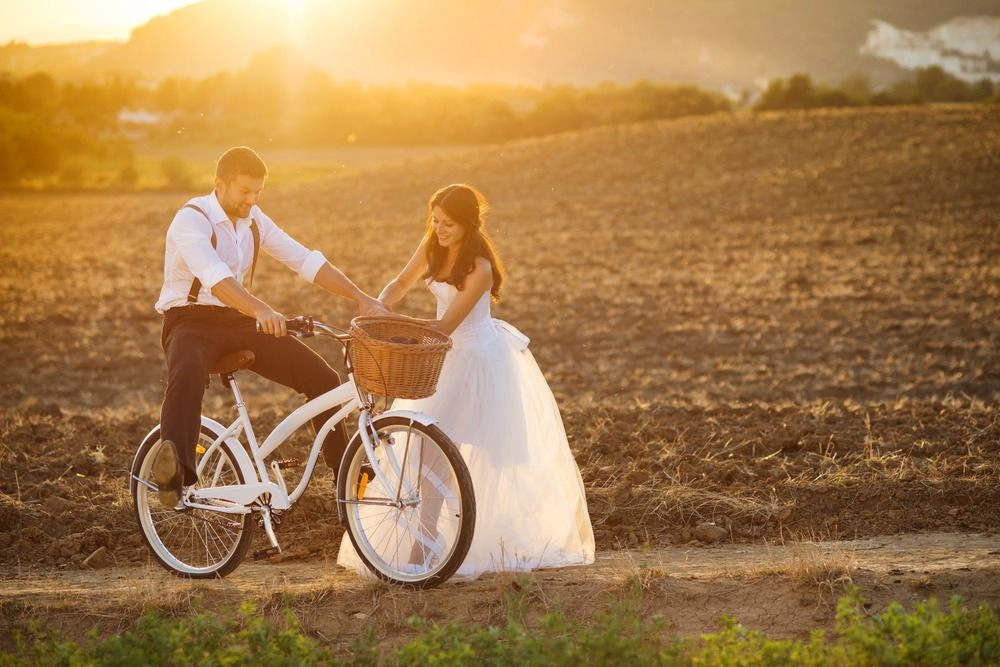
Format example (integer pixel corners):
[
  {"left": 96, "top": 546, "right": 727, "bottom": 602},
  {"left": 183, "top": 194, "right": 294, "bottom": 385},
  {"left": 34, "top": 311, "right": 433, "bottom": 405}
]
[{"left": 422, "top": 184, "right": 505, "bottom": 301}]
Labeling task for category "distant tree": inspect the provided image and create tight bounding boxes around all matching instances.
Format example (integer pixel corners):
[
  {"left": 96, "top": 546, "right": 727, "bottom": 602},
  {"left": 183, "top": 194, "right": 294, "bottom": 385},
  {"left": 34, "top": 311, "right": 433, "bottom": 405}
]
[
  {"left": 11, "top": 72, "right": 58, "bottom": 114},
  {"left": 972, "top": 78, "right": 995, "bottom": 101},
  {"left": 117, "top": 162, "right": 139, "bottom": 188},
  {"left": 154, "top": 77, "right": 186, "bottom": 112},
  {"left": 0, "top": 134, "right": 20, "bottom": 182},
  {"left": 915, "top": 66, "right": 972, "bottom": 102},
  {"left": 58, "top": 160, "right": 85, "bottom": 187},
  {"left": 522, "top": 86, "right": 595, "bottom": 136},
  {"left": 8, "top": 116, "right": 61, "bottom": 174},
  {"left": 160, "top": 156, "right": 194, "bottom": 190},
  {"left": 784, "top": 74, "right": 816, "bottom": 108},
  {"left": 839, "top": 72, "right": 873, "bottom": 105},
  {"left": 756, "top": 73, "right": 862, "bottom": 111},
  {"left": 873, "top": 79, "right": 922, "bottom": 106},
  {"left": 61, "top": 81, "right": 117, "bottom": 127},
  {"left": 755, "top": 75, "right": 800, "bottom": 110}
]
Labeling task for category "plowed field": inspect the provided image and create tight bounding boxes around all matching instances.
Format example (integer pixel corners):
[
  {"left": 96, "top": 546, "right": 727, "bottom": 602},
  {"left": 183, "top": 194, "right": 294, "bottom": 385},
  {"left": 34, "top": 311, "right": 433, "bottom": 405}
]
[{"left": 1, "top": 105, "right": 998, "bottom": 646}]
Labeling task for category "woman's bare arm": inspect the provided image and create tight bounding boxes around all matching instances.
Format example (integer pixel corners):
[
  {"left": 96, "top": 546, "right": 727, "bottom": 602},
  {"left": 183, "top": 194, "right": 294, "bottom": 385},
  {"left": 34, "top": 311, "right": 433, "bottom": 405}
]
[
  {"left": 379, "top": 239, "right": 428, "bottom": 309},
  {"left": 390, "top": 258, "right": 492, "bottom": 336}
]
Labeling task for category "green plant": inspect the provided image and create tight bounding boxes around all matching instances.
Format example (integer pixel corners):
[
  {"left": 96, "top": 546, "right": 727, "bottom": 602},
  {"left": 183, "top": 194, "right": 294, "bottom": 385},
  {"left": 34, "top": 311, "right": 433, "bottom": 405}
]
[
  {"left": 4, "top": 601, "right": 331, "bottom": 666},
  {"left": 6, "top": 591, "right": 997, "bottom": 666}
]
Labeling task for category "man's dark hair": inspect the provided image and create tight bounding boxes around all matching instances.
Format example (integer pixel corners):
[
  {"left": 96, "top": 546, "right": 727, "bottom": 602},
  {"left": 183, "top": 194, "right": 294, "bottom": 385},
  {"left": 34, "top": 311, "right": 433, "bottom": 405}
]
[{"left": 216, "top": 146, "right": 267, "bottom": 182}]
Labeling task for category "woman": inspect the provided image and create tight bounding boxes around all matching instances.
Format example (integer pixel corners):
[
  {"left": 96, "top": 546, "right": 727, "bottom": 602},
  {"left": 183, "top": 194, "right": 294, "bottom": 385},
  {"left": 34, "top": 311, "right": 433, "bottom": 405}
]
[{"left": 338, "top": 184, "right": 595, "bottom": 579}]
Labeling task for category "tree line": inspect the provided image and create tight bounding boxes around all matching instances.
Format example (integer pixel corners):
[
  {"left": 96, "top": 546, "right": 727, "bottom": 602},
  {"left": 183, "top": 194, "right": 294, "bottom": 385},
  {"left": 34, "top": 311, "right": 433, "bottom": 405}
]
[
  {"left": 0, "top": 50, "right": 731, "bottom": 185},
  {"left": 755, "top": 66, "right": 999, "bottom": 111},
  {"left": 0, "top": 50, "right": 996, "bottom": 186}
]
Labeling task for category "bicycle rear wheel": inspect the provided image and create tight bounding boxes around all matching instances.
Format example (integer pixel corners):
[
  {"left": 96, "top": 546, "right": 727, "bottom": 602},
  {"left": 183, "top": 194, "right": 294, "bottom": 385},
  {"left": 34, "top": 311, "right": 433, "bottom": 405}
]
[
  {"left": 131, "top": 426, "right": 255, "bottom": 578},
  {"left": 338, "top": 416, "right": 475, "bottom": 587}
]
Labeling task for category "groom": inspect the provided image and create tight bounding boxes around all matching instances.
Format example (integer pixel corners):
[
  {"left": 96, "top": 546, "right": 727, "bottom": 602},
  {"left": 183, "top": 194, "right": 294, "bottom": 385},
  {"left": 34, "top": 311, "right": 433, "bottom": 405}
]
[{"left": 152, "top": 146, "right": 384, "bottom": 508}]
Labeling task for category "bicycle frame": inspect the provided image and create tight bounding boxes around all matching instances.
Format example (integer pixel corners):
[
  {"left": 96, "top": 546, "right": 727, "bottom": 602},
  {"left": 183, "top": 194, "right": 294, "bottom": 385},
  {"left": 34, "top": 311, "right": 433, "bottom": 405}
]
[
  {"left": 186, "top": 373, "right": 437, "bottom": 505},
  {"left": 130, "top": 318, "right": 449, "bottom": 559}
]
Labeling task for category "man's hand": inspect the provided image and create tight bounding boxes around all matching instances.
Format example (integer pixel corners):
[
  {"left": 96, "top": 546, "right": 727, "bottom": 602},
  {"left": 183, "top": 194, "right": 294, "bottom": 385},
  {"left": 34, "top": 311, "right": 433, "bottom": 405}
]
[
  {"left": 256, "top": 307, "right": 287, "bottom": 337},
  {"left": 359, "top": 296, "right": 389, "bottom": 318}
]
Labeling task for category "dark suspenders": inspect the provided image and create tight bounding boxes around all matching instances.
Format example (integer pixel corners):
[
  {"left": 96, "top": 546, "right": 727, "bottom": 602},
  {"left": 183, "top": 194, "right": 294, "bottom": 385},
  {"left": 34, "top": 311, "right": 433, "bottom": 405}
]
[{"left": 182, "top": 203, "right": 260, "bottom": 304}]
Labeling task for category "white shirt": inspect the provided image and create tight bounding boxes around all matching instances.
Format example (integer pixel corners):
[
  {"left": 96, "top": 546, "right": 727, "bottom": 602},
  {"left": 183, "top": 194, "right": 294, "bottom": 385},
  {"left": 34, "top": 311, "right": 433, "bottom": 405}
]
[{"left": 154, "top": 192, "right": 328, "bottom": 313}]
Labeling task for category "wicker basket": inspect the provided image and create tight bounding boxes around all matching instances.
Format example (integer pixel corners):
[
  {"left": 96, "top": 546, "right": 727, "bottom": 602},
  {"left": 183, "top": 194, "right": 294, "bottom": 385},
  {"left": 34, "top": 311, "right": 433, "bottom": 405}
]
[{"left": 348, "top": 317, "right": 452, "bottom": 399}]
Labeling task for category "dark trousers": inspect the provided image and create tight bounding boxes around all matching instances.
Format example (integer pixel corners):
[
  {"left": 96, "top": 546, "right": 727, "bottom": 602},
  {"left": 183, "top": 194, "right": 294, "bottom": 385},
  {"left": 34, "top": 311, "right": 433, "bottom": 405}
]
[{"left": 160, "top": 305, "right": 349, "bottom": 485}]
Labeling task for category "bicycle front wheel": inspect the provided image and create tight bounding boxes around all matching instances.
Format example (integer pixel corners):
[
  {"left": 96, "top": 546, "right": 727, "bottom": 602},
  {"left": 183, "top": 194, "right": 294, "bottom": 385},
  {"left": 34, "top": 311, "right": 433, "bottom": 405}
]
[
  {"left": 338, "top": 416, "right": 475, "bottom": 587},
  {"left": 131, "top": 425, "right": 255, "bottom": 578}
]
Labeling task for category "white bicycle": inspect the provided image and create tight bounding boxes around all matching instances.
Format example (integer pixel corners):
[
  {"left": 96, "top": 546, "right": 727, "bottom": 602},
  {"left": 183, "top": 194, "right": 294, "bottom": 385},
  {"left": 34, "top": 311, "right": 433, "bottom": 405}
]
[{"left": 129, "top": 316, "right": 475, "bottom": 587}]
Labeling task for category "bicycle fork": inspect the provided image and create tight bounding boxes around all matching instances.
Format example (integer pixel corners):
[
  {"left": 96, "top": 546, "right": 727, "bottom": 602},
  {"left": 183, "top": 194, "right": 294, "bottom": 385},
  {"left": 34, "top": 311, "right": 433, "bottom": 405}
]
[{"left": 356, "top": 411, "right": 419, "bottom": 505}]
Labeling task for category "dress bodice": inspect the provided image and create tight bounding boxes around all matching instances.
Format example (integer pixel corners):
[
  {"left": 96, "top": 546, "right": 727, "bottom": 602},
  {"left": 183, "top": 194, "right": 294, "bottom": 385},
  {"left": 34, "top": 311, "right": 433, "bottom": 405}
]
[{"left": 428, "top": 280, "right": 496, "bottom": 349}]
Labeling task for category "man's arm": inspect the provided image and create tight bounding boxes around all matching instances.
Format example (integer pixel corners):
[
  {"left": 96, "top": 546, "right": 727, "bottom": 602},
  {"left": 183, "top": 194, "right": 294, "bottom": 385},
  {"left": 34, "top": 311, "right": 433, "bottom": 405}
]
[
  {"left": 211, "top": 278, "right": 288, "bottom": 336},
  {"left": 313, "top": 263, "right": 386, "bottom": 318},
  {"left": 211, "top": 262, "right": 386, "bottom": 337}
]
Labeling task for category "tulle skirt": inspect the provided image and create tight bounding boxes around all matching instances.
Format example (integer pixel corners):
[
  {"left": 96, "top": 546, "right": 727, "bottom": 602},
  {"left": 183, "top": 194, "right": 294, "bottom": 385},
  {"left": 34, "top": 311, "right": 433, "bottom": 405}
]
[{"left": 337, "top": 320, "right": 595, "bottom": 579}]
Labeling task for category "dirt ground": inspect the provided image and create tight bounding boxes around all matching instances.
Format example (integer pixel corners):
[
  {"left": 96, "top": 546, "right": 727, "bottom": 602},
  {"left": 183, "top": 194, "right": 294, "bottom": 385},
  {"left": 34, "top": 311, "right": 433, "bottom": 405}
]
[
  {"left": 2, "top": 533, "right": 999, "bottom": 651},
  {"left": 1, "top": 104, "right": 998, "bottom": 647}
]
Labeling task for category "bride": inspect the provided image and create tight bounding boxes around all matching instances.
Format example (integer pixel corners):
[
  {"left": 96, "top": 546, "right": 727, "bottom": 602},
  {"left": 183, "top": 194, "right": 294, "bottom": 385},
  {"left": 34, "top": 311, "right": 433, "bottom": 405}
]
[{"left": 338, "top": 183, "right": 595, "bottom": 578}]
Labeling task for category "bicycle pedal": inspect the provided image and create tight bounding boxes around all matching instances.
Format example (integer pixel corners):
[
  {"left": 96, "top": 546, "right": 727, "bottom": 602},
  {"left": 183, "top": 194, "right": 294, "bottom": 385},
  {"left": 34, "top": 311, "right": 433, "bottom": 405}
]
[
  {"left": 252, "top": 546, "right": 281, "bottom": 560},
  {"left": 274, "top": 458, "right": 301, "bottom": 469}
]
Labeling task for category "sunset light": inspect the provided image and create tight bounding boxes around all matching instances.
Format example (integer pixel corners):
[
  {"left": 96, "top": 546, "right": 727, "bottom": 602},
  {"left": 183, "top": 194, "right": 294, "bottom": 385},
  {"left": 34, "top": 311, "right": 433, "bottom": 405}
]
[
  {"left": 1, "top": 0, "right": 999, "bottom": 661},
  {"left": 0, "top": 0, "right": 195, "bottom": 43}
]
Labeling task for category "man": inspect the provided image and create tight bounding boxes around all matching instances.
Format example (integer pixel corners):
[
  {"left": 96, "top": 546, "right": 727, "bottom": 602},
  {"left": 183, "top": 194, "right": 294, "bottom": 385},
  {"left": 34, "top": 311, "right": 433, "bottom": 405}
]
[{"left": 152, "top": 146, "right": 383, "bottom": 508}]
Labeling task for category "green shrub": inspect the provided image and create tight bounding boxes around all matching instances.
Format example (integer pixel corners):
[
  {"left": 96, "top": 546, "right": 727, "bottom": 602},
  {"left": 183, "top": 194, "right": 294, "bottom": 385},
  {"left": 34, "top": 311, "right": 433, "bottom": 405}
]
[
  {"left": 3, "top": 591, "right": 998, "bottom": 666},
  {"left": 4, "top": 602, "right": 330, "bottom": 667}
]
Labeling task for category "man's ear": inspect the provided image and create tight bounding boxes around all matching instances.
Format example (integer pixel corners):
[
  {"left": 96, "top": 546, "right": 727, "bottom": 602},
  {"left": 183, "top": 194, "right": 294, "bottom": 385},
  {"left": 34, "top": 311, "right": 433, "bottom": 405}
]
[{"left": 214, "top": 176, "right": 225, "bottom": 192}]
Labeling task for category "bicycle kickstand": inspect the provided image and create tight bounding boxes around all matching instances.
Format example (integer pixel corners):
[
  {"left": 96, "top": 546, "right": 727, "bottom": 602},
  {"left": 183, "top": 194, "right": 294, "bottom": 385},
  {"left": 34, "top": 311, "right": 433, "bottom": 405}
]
[{"left": 253, "top": 505, "right": 282, "bottom": 560}]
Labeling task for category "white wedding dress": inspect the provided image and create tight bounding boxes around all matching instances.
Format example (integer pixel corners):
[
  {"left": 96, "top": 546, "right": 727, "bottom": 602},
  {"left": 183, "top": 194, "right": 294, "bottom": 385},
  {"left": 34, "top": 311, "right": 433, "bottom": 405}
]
[{"left": 338, "top": 280, "right": 595, "bottom": 579}]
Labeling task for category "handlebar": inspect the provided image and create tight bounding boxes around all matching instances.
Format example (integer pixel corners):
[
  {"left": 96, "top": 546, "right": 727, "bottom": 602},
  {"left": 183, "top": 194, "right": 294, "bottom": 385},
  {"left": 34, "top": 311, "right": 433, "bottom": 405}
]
[
  {"left": 286, "top": 315, "right": 314, "bottom": 336},
  {"left": 256, "top": 316, "right": 351, "bottom": 342}
]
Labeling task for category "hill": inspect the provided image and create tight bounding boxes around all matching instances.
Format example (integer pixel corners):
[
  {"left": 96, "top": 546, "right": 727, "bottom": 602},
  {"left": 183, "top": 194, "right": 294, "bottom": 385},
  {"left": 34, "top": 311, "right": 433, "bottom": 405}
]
[{"left": 3, "top": 0, "right": 999, "bottom": 87}]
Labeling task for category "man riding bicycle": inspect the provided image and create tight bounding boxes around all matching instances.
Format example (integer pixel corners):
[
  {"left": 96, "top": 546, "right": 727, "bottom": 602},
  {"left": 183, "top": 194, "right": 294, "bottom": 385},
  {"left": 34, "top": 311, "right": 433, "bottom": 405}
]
[{"left": 152, "top": 146, "right": 385, "bottom": 508}]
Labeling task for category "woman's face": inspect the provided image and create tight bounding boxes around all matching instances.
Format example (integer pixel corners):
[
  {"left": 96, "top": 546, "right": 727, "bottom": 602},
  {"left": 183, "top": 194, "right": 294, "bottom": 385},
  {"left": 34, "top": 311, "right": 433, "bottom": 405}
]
[{"left": 431, "top": 206, "right": 466, "bottom": 249}]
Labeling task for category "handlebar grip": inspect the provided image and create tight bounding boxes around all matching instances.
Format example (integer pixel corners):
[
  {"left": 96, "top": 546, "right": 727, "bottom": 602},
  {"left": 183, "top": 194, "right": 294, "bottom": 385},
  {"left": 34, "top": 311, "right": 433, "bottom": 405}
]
[
  {"left": 286, "top": 315, "right": 314, "bottom": 336},
  {"left": 255, "top": 316, "right": 313, "bottom": 336}
]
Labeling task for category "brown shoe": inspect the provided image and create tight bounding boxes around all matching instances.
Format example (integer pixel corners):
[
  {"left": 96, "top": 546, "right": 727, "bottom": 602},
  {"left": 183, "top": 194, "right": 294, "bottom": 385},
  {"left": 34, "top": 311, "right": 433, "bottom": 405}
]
[{"left": 151, "top": 439, "right": 182, "bottom": 509}]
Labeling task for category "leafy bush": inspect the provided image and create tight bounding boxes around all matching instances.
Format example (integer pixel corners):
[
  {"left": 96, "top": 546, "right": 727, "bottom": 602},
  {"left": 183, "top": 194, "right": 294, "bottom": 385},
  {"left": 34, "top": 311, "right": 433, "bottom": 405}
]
[
  {"left": 3, "top": 591, "right": 998, "bottom": 666},
  {"left": 4, "top": 602, "right": 332, "bottom": 667}
]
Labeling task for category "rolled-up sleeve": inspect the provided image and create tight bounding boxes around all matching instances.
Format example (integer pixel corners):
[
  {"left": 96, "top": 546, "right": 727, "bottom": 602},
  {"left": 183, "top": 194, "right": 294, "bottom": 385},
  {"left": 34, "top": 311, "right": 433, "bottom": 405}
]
[
  {"left": 169, "top": 210, "right": 234, "bottom": 288},
  {"left": 253, "top": 209, "right": 329, "bottom": 283},
  {"left": 297, "top": 250, "right": 328, "bottom": 283}
]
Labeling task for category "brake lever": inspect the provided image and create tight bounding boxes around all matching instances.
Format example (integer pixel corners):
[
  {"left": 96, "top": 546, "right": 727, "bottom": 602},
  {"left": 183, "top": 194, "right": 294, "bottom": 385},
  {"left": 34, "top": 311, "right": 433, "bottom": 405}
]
[{"left": 287, "top": 315, "right": 315, "bottom": 338}]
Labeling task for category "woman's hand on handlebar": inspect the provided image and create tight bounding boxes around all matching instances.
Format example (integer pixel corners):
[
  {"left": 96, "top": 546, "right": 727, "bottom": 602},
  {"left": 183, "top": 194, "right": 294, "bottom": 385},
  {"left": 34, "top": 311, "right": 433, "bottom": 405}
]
[{"left": 255, "top": 307, "right": 287, "bottom": 337}]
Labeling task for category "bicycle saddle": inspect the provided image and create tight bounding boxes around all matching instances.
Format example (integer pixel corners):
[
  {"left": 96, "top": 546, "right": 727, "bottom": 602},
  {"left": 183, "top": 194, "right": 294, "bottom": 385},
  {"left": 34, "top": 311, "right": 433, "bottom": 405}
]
[{"left": 210, "top": 350, "right": 255, "bottom": 376}]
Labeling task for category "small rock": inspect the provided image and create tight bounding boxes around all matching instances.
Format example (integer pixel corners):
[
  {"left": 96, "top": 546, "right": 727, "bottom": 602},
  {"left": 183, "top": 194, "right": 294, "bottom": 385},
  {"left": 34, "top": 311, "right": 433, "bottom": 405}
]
[
  {"left": 82, "top": 546, "right": 111, "bottom": 569},
  {"left": 352, "top": 612, "right": 368, "bottom": 620},
  {"left": 693, "top": 522, "right": 728, "bottom": 544}
]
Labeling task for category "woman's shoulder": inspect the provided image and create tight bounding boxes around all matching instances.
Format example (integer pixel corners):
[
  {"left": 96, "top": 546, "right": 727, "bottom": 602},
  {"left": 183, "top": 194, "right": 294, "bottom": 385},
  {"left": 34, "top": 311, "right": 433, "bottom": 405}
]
[{"left": 473, "top": 255, "right": 493, "bottom": 275}]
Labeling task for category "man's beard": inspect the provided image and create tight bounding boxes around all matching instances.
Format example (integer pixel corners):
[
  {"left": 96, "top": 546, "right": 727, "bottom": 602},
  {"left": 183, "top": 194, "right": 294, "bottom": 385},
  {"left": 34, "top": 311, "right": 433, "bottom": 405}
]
[{"left": 223, "top": 200, "right": 251, "bottom": 219}]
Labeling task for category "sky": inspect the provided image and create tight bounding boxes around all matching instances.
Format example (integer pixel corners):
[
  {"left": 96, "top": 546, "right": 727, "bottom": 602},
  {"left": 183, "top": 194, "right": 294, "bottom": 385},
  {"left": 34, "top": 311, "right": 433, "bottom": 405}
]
[{"left": 0, "top": 0, "right": 196, "bottom": 44}]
